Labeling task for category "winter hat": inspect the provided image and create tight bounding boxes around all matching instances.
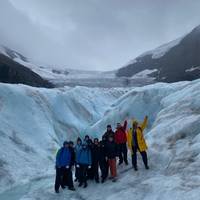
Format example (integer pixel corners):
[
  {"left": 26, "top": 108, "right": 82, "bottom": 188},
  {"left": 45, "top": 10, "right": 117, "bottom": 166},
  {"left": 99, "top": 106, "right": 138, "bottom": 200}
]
[
  {"left": 69, "top": 141, "right": 74, "bottom": 145},
  {"left": 77, "top": 137, "right": 82, "bottom": 142},
  {"left": 132, "top": 120, "right": 138, "bottom": 126},
  {"left": 116, "top": 123, "right": 121, "bottom": 128},
  {"left": 63, "top": 141, "right": 69, "bottom": 146},
  {"left": 85, "top": 135, "right": 90, "bottom": 140},
  {"left": 107, "top": 125, "right": 112, "bottom": 128},
  {"left": 94, "top": 138, "right": 99, "bottom": 143}
]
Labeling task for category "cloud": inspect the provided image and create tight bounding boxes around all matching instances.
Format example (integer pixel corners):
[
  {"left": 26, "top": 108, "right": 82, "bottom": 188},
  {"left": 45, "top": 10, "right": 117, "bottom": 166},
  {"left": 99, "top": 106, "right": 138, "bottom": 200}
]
[{"left": 0, "top": 0, "right": 200, "bottom": 70}]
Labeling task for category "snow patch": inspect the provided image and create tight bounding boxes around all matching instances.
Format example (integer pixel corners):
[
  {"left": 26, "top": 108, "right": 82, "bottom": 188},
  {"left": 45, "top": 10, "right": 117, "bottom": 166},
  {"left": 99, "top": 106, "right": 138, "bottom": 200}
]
[
  {"left": 185, "top": 66, "right": 200, "bottom": 72},
  {"left": 139, "top": 37, "right": 183, "bottom": 60},
  {"left": 131, "top": 69, "right": 158, "bottom": 79}
]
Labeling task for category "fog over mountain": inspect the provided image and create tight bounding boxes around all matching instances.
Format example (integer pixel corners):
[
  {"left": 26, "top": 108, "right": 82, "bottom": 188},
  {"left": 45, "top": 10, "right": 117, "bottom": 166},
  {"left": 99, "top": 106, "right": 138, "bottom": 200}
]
[{"left": 1, "top": 0, "right": 200, "bottom": 70}]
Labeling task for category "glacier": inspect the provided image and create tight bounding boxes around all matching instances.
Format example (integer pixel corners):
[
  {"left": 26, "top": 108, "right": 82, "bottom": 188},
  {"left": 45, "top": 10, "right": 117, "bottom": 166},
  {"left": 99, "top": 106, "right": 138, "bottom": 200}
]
[{"left": 0, "top": 79, "right": 200, "bottom": 200}]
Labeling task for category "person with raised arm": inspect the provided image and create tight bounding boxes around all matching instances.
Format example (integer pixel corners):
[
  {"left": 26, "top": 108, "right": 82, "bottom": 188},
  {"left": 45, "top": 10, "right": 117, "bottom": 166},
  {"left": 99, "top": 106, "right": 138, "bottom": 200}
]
[
  {"left": 114, "top": 120, "right": 128, "bottom": 165},
  {"left": 127, "top": 116, "right": 149, "bottom": 171}
]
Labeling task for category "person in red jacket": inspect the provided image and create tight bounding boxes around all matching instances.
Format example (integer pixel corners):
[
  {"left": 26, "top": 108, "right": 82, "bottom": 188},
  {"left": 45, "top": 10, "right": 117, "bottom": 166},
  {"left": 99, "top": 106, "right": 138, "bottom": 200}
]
[{"left": 114, "top": 120, "right": 128, "bottom": 165}]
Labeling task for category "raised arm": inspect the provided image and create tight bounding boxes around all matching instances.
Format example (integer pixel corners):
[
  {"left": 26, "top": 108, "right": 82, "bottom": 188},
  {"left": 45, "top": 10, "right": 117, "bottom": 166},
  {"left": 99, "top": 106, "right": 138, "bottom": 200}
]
[
  {"left": 123, "top": 120, "right": 127, "bottom": 131},
  {"left": 140, "top": 116, "right": 148, "bottom": 131}
]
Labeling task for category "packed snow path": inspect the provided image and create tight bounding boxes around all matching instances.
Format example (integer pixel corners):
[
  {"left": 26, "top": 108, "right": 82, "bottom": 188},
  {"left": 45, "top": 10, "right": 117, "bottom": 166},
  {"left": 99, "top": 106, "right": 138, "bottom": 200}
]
[
  {"left": 0, "top": 157, "right": 167, "bottom": 200},
  {"left": 0, "top": 153, "right": 198, "bottom": 200},
  {"left": 0, "top": 79, "right": 200, "bottom": 199}
]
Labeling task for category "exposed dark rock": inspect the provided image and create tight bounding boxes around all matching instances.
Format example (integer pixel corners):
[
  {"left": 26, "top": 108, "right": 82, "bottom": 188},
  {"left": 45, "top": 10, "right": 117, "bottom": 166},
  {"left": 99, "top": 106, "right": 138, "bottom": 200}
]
[
  {"left": 117, "top": 25, "right": 200, "bottom": 82},
  {"left": 0, "top": 53, "right": 54, "bottom": 88}
]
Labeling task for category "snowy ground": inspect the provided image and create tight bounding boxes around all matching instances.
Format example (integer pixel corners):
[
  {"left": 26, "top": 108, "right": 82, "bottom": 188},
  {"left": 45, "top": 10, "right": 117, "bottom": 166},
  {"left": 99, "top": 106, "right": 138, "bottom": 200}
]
[
  {"left": 0, "top": 83, "right": 127, "bottom": 194},
  {"left": 0, "top": 79, "right": 200, "bottom": 199}
]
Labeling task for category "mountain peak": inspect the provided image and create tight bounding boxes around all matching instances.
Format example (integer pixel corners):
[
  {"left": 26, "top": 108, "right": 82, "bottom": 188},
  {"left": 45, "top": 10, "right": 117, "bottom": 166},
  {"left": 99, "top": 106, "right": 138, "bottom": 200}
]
[
  {"left": 191, "top": 24, "right": 200, "bottom": 33},
  {"left": 116, "top": 25, "right": 200, "bottom": 82}
]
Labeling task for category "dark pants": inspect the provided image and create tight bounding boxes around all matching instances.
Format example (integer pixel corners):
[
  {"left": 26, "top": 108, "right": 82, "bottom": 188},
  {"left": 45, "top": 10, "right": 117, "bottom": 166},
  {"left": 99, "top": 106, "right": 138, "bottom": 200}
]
[
  {"left": 55, "top": 167, "right": 65, "bottom": 192},
  {"left": 80, "top": 164, "right": 88, "bottom": 184},
  {"left": 132, "top": 146, "right": 148, "bottom": 168},
  {"left": 93, "top": 161, "right": 99, "bottom": 182},
  {"left": 99, "top": 159, "right": 108, "bottom": 180},
  {"left": 75, "top": 164, "right": 81, "bottom": 182},
  {"left": 55, "top": 167, "right": 73, "bottom": 192},
  {"left": 67, "top": 168, "right": 74, "bottom": 188},
  {"left": 63, "top": 169, "right": 68, "bottom": 186},
  {"left": 87, "top": 166, "right": 94, "bottom": 180},
  {"left": 118, "top": 143, "right": 128, "bottom": 163}
]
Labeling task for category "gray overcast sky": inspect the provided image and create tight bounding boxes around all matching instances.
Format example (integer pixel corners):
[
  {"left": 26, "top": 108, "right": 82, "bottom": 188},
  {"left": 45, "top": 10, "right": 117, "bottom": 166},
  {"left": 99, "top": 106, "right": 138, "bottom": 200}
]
[{"left": 0, "top": 0, "right": 200, "bottom": 70}]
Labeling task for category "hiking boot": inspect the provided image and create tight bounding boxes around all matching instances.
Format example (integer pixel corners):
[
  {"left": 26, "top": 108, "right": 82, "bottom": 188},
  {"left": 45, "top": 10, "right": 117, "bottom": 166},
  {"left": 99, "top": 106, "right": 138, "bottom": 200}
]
[
  {"left": 83, "top": 182, "right": 88, "bottom": 188},
  {"left": 125, "top": 160, "right": 129, "bottom": 165},
  {"left": 112, "top": 178, "right": 117, "bottom": 182},
  {"left": 55, "top": 190, "right": 59, "bottom": 194},
  {"left": 134, "top": 166, "right": 138, "bottom": 171},
  {"left": 101, "top": 178, "right": 105, "bottom": 183},
  {"left": 118, "top": 161, "right": 123, "bottom": 165},
  {"left": 68, "top": 187, "right": 76, "bottom": 191},
  {"left": 145, "top": 165, "right": 150, "bottom": 170}
]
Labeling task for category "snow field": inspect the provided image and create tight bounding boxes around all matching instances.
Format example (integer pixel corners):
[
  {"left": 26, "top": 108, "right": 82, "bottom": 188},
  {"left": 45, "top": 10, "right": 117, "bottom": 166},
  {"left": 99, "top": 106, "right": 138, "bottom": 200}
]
[{"left": 0, "top": 79, "right": 200, "bottom": 199}]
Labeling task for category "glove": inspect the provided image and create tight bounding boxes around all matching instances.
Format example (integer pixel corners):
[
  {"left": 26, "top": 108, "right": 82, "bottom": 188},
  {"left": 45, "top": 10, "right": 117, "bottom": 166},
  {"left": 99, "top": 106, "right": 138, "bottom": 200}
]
[
  {"left": 88, "top": 165, "right": 91, "bottom": 169},
  {"left": 66, "top": 166, "right": 69, "bottom": 169},
  {"left": 76, "top": 164, "right": 80, "bottom": 168}
]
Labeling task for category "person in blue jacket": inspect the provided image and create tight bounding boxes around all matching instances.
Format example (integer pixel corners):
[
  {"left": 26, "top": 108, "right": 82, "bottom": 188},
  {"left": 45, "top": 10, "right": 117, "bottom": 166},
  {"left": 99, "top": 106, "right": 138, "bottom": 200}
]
[
  {"left": 74, "top": 137, "right": 82, "bottom": 182},
  {"left": 76, "top": 142, "right": 92, "bottom": 188},
  {"left": 55, "top": 141, "right": 75, "bottom": 193}
]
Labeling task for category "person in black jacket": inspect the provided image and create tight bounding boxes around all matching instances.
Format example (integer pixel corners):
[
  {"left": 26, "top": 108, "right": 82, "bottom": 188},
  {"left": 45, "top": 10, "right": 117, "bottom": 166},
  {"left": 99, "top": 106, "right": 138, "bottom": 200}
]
[
  {"left": 92, "top": 138, "right": 101, "bottom": 183},
  {"left": 84, "top": 135, "right": 93, "bottom": 147},
  {"left": 105, "top": 136, "right": 118, "bottom": 182},
  {"left": 99, "top": 137, "right": 109, "bottom": 183},
  {"left": 84, "top": 135, "right": 94, "bottom": 180},
  {"left": 69, "top": 141, "right": 75, "bottom": 167},
  {"left": 103, "top": 125, "right": 115, "bottom": 141}
]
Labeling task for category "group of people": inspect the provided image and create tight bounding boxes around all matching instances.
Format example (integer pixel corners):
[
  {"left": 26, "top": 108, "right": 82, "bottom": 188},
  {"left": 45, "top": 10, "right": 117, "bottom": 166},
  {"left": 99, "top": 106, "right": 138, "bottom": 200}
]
[{"left": 55, "top": 116, "right": 149, "bottom": 193}]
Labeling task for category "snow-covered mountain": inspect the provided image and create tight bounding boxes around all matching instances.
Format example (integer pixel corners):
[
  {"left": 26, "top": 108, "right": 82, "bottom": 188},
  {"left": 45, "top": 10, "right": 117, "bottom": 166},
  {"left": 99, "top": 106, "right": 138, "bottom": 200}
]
[
  {"left": 117, "top": 25, "right": 200, "bottom": 82},
  {"left": 0, "top": 45, "right": 156, "bottom": 88},
  {"left": 0, "top": 79, "right": 200, "bottom": 199},
  {"left": 1, "top": 25, "right": 200, "bottom": 88},
  {"left": 0, "top": 46, "right": 53, "bottom": 88}
]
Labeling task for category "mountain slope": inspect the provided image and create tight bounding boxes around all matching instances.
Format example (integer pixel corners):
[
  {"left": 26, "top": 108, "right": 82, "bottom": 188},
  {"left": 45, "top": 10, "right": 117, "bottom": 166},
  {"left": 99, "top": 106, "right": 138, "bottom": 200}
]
[
  {"left": 0, "top": 45, "right": 156, "bottom": 88},
  {"left": 0, "top": 47, "right": 53, "bottom": 88},
  {"left": 117, "top": 25, "right": 200, "bottom": 82}
]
